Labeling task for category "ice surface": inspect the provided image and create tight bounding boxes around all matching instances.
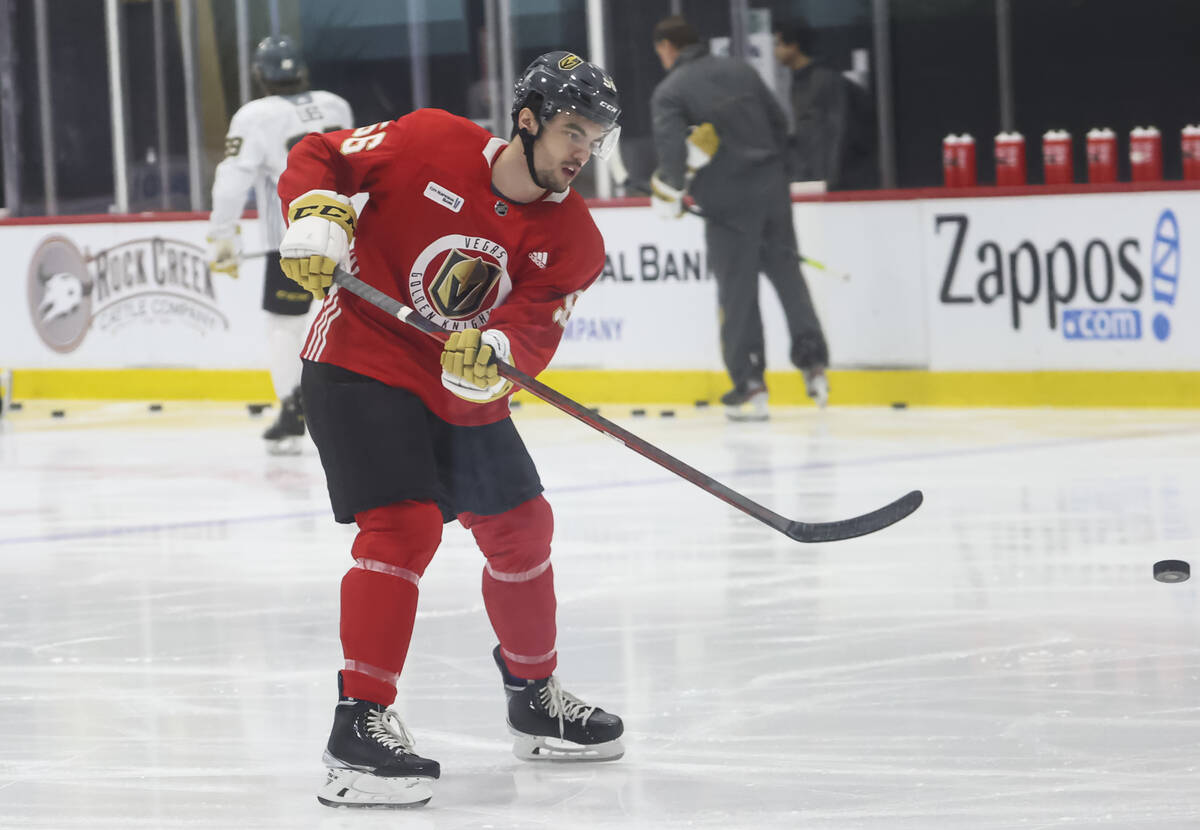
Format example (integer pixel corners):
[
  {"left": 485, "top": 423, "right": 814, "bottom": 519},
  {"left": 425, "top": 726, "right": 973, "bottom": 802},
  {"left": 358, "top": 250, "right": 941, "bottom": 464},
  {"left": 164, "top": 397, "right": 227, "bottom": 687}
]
[{"left": 0, "top": 402, "right": 1197, "bottom": 829}]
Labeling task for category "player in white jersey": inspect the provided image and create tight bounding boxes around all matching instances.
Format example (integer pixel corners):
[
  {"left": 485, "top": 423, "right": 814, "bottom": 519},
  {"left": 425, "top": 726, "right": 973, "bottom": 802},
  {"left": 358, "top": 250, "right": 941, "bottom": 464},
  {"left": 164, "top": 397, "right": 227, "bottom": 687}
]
[{"left": 207, "top": 35, "right": 353, "bottom": 454}]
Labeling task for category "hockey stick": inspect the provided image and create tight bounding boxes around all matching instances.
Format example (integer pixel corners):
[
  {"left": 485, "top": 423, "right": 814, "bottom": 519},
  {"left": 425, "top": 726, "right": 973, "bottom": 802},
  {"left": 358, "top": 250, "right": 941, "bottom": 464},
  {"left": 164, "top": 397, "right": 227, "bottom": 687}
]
[
  {"left": 239, "top": 249, "right": 279, "bottom": 260},
  {"left": 330, "top": 267, "right": 921, "bottom": 543}
]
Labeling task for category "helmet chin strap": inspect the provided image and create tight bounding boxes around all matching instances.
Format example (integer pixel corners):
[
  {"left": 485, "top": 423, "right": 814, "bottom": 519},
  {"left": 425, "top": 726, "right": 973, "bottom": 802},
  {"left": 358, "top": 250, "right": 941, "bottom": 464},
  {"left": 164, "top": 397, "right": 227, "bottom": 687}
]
[{"left": 517, "top": 124, "right": 549, "bottom": 191}]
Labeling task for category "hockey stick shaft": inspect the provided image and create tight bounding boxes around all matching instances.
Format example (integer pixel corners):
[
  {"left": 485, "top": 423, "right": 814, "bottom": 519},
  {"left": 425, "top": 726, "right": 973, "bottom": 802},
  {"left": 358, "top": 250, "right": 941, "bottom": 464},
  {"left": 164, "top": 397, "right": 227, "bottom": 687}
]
[
  {"left": 240, "top": 249, "right": 279, "bottom": 260},
  {"left": 331, "top": 268, "right": 921, "bottom": 542},
  {"left": 624, "top": 179, "right": 850, "bottom": 281}
]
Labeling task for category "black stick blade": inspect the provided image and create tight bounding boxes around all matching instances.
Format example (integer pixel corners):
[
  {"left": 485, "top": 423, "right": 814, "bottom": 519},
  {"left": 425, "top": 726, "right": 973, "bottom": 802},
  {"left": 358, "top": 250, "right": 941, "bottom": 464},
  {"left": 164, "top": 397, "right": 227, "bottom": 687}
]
[{"left": 785, "top": 490, "right": 924, "bottom": 543}]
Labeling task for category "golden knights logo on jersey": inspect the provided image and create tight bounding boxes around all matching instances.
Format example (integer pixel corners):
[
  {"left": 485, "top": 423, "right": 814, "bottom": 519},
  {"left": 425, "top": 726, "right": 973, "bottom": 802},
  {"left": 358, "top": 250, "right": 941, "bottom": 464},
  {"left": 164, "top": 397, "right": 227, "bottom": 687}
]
[
  {"left": 431, "top": 249, "right": 503, "bottom": 320},
  {"left": 408, "top": 234, "right": 513, "bottom": 331}
]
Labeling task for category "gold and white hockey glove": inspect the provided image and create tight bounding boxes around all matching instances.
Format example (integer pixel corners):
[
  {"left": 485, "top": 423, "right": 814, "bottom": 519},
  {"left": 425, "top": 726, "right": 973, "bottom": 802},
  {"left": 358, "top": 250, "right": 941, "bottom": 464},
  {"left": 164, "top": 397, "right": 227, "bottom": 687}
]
[
  {"left": 206, "top": 225, "right": 242, "bottom": 278},
  {"left": 440, "top": 328, "right": 514, "bottom": 403},
  {"left": 279, "top": 189, "right": 357, "bottom": 300},
  {"left": 686, "top": 122, "right": 720, "bottom": 173},
  {"left": 650, "top": 173, "right": 684, "bottom": 220}
]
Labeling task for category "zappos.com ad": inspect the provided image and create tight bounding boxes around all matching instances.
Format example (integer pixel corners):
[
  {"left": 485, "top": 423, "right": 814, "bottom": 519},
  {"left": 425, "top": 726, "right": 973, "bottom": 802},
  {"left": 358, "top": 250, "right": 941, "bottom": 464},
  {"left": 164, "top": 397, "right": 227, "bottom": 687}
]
[{"left": 924, "top": 193, "right": 1194, "bottom": 370}]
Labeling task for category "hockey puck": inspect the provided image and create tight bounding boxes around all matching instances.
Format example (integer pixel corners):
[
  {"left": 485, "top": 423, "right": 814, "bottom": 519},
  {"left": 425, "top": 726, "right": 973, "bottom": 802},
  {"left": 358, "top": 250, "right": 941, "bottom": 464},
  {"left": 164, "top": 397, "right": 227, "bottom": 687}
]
[
  {"left": 51, "top": 409, "right": 65, "bottom": 418},
  {"left": 9, "top": 401, "right": 22, "bottom": 411},
  {"left": 631, "top": 408, "right": 646, "bottom": 417},
  {"left": 1153, "top": 560, "right": 1190, "bottom": 583},
  {"left": 149, "top": 403, "right": 163, "bottom": 412},
  {"left": 660, "top": 409, "right": 676, "bottom": 418},
  {"left": 694, "top": 400, "right": 710, "bottom": 408},
  {"left": 891, "top": 401, "right": 908, "bottom": 409},
  {"left": 247, "top": 403, "right": 268, "bottom": 416}
]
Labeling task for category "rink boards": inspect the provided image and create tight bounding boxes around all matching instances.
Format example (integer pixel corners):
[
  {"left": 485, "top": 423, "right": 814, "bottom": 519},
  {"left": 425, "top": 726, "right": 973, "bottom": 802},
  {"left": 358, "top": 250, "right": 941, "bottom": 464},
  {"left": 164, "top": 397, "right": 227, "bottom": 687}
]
[{"left": 3, "top": 185, "right": 1198, "bottom": 406}]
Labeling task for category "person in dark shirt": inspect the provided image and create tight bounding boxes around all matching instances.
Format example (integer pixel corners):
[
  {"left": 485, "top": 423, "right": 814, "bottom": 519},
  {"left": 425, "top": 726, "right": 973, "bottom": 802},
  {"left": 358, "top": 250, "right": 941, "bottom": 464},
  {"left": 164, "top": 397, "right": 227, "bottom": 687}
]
[{"left": 773, "top": 19, "right": 878, "bottom": 191}]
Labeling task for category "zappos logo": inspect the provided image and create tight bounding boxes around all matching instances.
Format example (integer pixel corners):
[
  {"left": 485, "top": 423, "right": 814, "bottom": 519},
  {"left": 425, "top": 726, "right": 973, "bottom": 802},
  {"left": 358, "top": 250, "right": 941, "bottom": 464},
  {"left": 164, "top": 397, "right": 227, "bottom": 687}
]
[
  {"left": 1061, "top": 208, "right": 1179, "bottom": 342},
  {"left": 1149, "top": 209, "right": 1179, "bottom": 341},
  {"left": 936, "top": 208, "right": 1181, "bottom": 344},
  {"left": 1062, "top": 308, "right": 1141, "bottom": 340}
]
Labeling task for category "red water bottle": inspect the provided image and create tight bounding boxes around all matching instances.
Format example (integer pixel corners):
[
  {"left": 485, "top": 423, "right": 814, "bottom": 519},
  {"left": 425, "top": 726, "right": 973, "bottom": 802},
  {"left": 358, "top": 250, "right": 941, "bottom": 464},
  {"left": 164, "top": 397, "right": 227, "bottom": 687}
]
[
  {"left": 958, "top": 135, "right": 977, "bottom": 186},
  {"left": 1183, "top": 125, "right": 1200, "bottom": 181},
  {"left": 1086, "top": 128, "right": 1117, "bottom": 183},
  {"left": 942, "top": 134, "right": 961, "bottom": 187},
  {"left": 1129, "top": 126, "right": 1163, "bottom": 182},
  {"left": 994, "top": 132, "right": 1026, "bottom": 185},
  {"left": 943, "top": 134, "right": 977, "bottom": 188},
  {"left": 1041, "top": 129, "right": 1073, "bottom": 185}
]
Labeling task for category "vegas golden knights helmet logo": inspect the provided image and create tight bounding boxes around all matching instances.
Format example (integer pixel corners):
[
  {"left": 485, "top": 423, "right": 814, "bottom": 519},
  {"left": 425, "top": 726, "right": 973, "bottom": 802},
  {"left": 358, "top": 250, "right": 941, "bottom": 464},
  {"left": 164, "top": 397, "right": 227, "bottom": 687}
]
[
  {"left": 431, "top": 249, "right": 503, "bottom": 320},
  {"left": 558, "top": 53, "right": 582, "bottom": 71}
]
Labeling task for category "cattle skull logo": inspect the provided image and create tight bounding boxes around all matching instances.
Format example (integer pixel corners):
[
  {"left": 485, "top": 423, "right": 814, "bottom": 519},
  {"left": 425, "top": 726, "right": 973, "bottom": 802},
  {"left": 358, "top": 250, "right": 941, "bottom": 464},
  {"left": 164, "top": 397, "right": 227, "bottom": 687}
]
[{"left": 26, "top": 235, "right": 94, "bottom": 353}]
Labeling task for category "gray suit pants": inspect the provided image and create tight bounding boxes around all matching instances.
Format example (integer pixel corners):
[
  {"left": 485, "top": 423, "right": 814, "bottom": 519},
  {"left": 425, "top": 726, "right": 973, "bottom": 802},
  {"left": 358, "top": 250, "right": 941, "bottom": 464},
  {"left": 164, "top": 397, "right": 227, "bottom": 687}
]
[{"left": 703, "top": 174, "right": 828, "bottom": 390}]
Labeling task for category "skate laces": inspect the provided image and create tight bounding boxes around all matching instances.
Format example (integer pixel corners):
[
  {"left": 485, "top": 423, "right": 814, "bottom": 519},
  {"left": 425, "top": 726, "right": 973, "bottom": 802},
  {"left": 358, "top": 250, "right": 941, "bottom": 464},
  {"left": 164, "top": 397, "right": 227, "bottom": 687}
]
[
  {"left": 364, "top": 708, "right": 415, "bottom": 752},
  {"left": 538, "top": 676, "right": 596, "bottom": 734}
]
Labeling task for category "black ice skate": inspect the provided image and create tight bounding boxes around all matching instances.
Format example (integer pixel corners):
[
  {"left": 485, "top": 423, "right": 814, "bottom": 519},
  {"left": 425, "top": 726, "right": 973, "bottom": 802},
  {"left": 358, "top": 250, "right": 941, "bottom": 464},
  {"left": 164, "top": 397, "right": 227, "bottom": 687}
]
[
  {"left": 317, "top": 679, "right": 440, "bottom": 808},
  {"left": 720, "top": 379, "right": 769, "bottom": 422},
  {"left": 493, "top": 645, "right": 624, "bottom": 762},
  {"left": 262, "top": 385, "right": 306, "bottom": 455}
]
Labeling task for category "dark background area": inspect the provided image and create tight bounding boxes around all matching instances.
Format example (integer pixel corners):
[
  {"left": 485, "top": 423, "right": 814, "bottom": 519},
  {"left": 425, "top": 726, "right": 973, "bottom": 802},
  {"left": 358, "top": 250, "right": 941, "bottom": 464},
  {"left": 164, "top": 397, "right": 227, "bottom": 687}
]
[{"left": 2, "top": 0, "right": 1199, "bottom": 214}]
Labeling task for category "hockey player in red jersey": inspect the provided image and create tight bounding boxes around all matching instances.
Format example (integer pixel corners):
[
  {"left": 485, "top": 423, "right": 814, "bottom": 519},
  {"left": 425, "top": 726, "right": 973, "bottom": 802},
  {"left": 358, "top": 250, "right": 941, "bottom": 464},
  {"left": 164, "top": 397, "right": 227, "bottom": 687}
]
[{"left": 276, "top": 52, "right": 623, "bottom": 808}]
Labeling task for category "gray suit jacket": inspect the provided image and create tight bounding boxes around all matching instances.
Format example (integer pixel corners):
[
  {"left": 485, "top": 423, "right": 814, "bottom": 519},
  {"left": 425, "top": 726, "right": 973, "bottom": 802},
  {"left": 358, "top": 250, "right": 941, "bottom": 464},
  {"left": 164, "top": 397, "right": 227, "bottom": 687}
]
[{"left": 650, "top": 44, "right": 790, "bottom": 216}]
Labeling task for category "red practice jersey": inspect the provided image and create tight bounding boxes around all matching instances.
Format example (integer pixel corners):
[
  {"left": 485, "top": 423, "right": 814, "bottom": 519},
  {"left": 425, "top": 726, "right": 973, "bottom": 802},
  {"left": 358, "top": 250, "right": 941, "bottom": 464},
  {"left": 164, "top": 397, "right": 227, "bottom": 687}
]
[{"left": 278, "top": 108, "right": 606, "bottom": 426}]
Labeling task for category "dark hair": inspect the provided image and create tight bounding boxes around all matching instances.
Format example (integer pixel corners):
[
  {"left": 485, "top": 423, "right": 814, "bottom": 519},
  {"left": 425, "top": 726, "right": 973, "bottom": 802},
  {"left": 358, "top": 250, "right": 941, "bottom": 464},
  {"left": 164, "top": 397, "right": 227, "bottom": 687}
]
[
  {"left": 773, "top": 19, "right": 814, "bottom": 54},
  {"left": 653, "top": 15, "right": 699, "bottom": 49}
]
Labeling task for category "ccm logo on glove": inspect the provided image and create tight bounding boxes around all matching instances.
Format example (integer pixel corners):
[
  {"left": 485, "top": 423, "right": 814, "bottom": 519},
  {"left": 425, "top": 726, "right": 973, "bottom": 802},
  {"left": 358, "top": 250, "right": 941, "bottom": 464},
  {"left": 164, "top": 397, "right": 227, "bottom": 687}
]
[{"left": 279, "top": 190, "right": 358, "bottom": 301}]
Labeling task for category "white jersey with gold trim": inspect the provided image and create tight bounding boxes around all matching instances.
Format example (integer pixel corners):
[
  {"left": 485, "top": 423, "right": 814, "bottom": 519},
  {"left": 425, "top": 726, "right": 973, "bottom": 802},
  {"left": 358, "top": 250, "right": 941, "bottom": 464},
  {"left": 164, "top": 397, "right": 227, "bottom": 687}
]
[{"left": 209, "top": 90, "right": 353, "bottom": 249}]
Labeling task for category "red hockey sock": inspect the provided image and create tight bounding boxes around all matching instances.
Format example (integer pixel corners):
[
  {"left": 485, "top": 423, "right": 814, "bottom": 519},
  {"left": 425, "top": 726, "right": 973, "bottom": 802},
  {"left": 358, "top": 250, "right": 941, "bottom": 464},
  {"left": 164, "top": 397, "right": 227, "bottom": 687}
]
[
  {"left": 340, "top": 500, "right": 442, "bottom": 705},
  {"left": 460, "top": 495, "right": 557, "bottom": 679}
]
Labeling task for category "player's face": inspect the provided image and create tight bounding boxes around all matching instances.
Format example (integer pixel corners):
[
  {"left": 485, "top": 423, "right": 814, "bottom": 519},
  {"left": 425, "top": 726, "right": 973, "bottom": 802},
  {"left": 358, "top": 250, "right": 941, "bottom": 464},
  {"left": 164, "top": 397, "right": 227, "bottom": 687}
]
[{"left": 533, "top": 113, "right": 609, "bottom": 192}]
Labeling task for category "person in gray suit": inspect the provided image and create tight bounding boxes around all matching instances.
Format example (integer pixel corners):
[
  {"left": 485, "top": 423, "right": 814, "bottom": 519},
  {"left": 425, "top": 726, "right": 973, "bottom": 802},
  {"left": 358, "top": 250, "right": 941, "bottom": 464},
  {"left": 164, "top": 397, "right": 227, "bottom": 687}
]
[{"left": 649, "top": 15, "right": 829, "bottom": 419}]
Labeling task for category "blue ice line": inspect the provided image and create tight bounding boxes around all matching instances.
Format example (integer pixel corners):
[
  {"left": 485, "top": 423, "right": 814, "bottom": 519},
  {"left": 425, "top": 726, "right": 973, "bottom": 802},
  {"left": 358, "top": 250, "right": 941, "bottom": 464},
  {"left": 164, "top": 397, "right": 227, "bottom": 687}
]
[
  {"left": 2, "top": 424, "right": 1194, "bottom": 546},
  {"left": 0, "top": 511, "right": 318, "bottom": 547}
]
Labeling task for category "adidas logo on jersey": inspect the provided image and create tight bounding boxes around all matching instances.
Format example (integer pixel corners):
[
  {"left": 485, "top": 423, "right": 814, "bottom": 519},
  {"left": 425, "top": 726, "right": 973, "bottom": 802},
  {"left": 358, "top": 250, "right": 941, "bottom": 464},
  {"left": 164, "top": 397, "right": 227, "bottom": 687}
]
[{"left": 528, "top": 251, "right": 548, "bottom": 269}]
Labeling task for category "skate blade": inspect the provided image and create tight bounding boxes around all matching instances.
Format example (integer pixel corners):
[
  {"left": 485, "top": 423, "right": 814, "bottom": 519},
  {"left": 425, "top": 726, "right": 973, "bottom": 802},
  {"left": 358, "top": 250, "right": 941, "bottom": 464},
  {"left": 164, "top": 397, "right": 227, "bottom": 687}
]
[
  {"left": 265, "top": 436, "right": 303, "bottom": 456},
  {"left": 725, "top": 408, "right": 769, "bottom": 422},
  {"left": 510, "top": 730, "right": 625, "bottom": 763},
  {"left": 316, "top": 766, "right": 434, "bottom": 808},
  {"left": 724, "top": 391, "right": 769, "bottom": 422}
]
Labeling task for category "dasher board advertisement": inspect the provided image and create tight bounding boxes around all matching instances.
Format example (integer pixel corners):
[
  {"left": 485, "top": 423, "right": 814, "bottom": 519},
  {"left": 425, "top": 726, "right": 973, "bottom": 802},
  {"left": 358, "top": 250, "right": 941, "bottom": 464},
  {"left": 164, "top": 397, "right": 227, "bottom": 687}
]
[
  {"left": 7, "top": 220, "right": 269, "bottom": 369},
  {"left": 569, "top": 200, "right": 926, "bottom": 371},
  {"left": 923, "top": 192, "right": 1192, "bottom": 370}
]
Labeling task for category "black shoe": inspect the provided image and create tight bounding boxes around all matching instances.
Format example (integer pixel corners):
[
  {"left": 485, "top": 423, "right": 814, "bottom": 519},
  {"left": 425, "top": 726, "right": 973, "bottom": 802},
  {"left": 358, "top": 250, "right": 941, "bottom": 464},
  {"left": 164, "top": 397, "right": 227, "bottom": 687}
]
[
  {"left": 720, "top": 380, "right": 768, "bottom": 421},
  {"left": 719, "top": 379, "right": 767, "bottom": 406},
  {"left": 493, "top": 645, "right": 624, "bottom": 761},
  {"left": 323, "top": 699, "right": 440, "bottom": 779},
  {"left": 317, "top": 674, "right": 439, "bottom": 808},
  {"left": 263, "top": 385, "right": 305, "bottom": 453}
]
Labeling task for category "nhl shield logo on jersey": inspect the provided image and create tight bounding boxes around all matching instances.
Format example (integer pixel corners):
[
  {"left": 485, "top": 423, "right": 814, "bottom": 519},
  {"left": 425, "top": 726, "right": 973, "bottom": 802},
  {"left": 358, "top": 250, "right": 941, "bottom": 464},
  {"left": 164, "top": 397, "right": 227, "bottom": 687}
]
[{"left": 409, "top": 234, "right": 513, "bottom": 331}]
